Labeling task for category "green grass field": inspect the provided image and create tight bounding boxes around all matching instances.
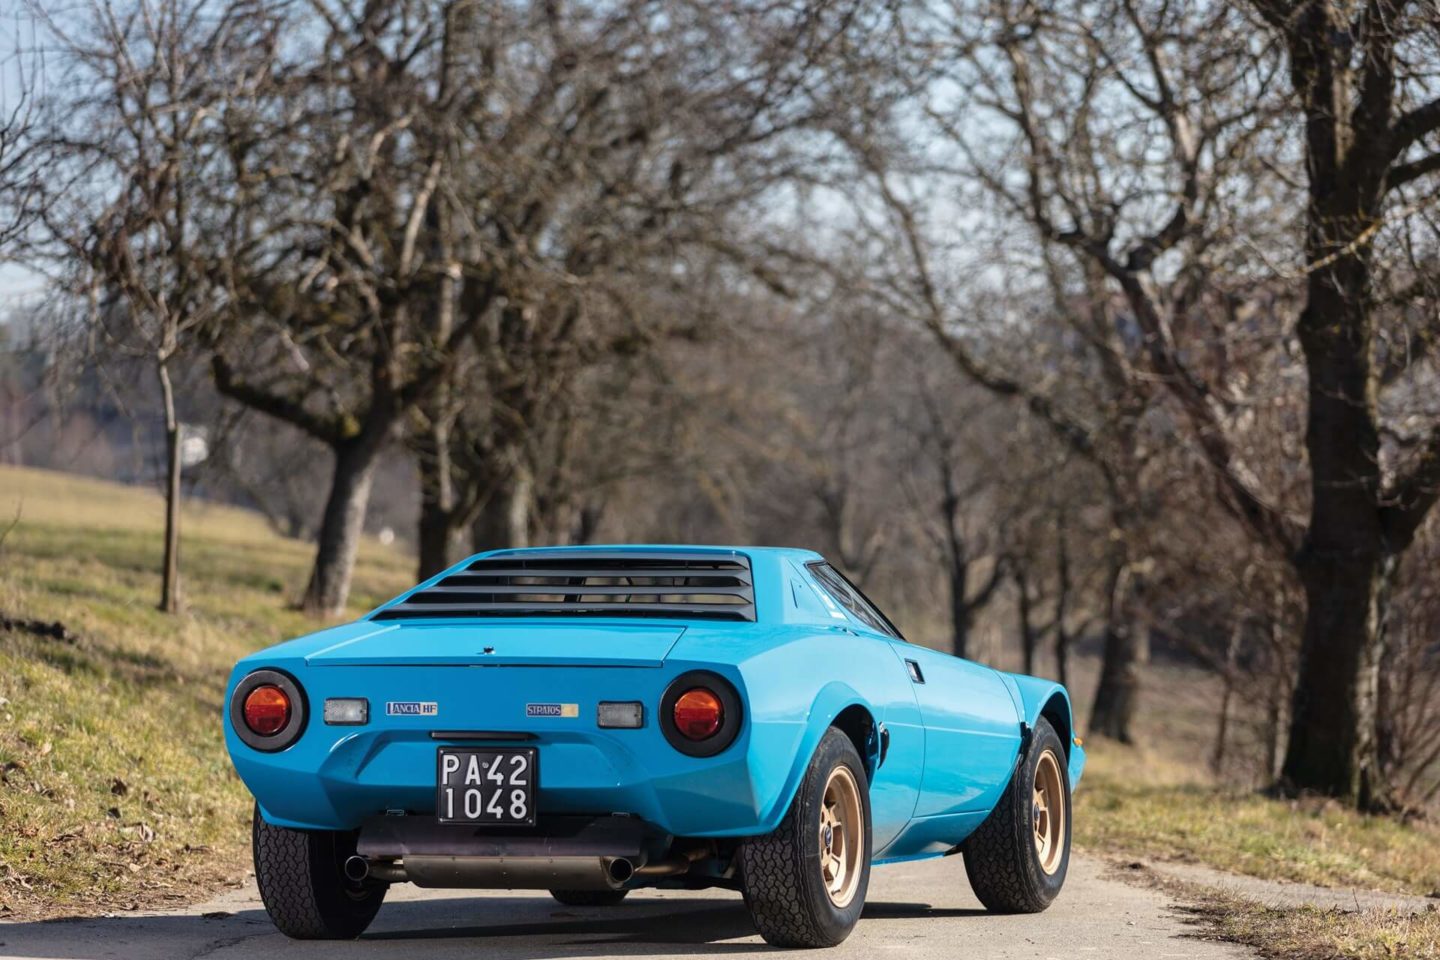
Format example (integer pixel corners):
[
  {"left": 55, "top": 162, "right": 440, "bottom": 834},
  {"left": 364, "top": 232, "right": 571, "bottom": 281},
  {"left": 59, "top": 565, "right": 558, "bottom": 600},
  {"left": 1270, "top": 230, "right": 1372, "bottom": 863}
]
[
  {"left": 0, "top": 466, "right": 412, "bottom": 917},
  {"left": 1, "top": 464, "right": 1438, "bottom": 925}
]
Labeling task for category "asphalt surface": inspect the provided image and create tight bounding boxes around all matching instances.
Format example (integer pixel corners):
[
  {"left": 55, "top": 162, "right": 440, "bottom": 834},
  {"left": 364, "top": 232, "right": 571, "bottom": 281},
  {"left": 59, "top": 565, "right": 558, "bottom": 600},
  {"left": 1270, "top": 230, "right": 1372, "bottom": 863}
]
[{"left": 0, "top": 854, "right": 1249, "bottom": 960}]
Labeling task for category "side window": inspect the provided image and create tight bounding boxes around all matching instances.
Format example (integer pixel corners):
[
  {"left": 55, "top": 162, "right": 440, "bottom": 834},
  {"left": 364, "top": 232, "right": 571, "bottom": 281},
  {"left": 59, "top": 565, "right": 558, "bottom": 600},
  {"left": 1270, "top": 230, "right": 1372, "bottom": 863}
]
[{"left": 806, "top": 562, "right": 903, "bottom": 640}]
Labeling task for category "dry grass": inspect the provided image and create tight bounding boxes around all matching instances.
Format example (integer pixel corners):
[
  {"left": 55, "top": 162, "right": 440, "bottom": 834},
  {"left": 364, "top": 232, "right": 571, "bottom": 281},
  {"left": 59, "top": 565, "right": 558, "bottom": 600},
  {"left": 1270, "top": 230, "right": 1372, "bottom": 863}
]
[
  {"left": 0, "top": 465, "right": 412, "bottom": 918},
  {"left": 1077, "top": 741, "right": 1440, "bottom": 896},
  {"left": 1167, "top": 882, "right": 1440, "bottom": 960}
]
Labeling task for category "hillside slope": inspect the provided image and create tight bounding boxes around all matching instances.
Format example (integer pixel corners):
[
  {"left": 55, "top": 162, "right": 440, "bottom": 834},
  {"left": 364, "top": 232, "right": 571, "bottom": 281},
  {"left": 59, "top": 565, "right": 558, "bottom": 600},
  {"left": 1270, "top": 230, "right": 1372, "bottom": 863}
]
[{"left": 0, "top": 466, "right": 412, "bottom": 917}]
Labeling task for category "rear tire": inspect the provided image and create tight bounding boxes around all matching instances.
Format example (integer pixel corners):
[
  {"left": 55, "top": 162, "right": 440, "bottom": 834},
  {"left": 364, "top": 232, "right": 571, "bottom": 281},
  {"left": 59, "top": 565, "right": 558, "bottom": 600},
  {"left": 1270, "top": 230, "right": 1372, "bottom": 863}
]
[
  {"left": 550, "top": 888, "right": 630, "bottom": 907},
  {"left": 962, "top": 717, "right": 1071, "bottom": 913},
  {"left": 739, "top": 727, "right": 872, "bottom": 947},
  {"left": 252, "top": 806, "right": 386, "bottom": 939}
]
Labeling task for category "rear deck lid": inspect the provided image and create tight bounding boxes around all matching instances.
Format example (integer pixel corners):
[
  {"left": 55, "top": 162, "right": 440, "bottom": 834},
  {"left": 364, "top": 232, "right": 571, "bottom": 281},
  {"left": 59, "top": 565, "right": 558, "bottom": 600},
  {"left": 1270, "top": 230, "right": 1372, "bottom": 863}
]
[{"left": 305, "top": 622, "right": 686, "bottom": 668}]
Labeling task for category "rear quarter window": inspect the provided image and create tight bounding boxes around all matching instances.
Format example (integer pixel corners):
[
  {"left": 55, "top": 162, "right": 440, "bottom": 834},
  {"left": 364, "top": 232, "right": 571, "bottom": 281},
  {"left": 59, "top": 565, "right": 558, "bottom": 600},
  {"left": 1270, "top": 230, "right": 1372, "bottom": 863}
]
[{"left": 806, "top": 562, "right": 903, "bottom": 639}]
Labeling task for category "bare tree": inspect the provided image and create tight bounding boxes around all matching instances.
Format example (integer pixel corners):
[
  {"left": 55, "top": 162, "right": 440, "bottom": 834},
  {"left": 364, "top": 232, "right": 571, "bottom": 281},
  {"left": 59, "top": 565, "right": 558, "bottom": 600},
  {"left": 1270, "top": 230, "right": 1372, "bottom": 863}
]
[
  {"left": 895, "top": 369, "right": 1015, "bottom": 658},
  {"left": 0, "top": 61, "right": 40, "bottom": 254},
  {"left": 1245, "top": 0, "right": 1440, "bottom": 809},
  {"left": 27, "top": 0, "right": 266, "bottom": 611},
  {"left": 845, "top": 158, "right": 1172, "bottom": 737},
  {"left": 400, "top": 0, "right": 877, "bottom": 577},
  {"left": 208, "top": 0, "right": 503, "bottom": 615},
  {"left": 817, "top": 0, "right": 1440, "bottom": 760}
]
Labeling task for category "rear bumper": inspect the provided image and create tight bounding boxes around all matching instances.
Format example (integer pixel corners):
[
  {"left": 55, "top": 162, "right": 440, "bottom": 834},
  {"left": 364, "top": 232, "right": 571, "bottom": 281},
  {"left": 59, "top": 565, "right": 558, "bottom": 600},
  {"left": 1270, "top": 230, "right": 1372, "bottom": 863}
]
[{"left": 238, "top": 724, "right": 780, "bottom": 834}]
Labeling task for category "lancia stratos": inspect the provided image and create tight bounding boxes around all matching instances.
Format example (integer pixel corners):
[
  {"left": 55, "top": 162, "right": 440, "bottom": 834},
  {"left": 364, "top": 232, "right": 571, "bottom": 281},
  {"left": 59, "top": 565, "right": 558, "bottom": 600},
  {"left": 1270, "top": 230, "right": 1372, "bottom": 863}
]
[{"left": 224, "top": 546, "right": 1085, "bottom": 947}]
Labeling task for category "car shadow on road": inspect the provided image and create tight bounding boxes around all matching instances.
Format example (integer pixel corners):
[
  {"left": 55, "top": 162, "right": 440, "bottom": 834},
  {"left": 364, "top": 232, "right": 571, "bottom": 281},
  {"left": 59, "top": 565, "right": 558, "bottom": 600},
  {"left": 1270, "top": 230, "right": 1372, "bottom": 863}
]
[
  {"left": 365, "top": 897, "right": 769, "bottom": 950},
  {"left": 862, "top": 901, "right": 989, "bottom": 920},
  {"left": 0, "top": 896, "right": 989, "bottom": 959}
]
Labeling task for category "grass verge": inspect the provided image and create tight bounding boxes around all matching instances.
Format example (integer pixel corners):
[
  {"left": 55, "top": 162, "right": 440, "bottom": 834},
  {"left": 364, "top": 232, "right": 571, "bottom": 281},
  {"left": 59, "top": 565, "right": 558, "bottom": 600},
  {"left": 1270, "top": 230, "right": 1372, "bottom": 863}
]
[
  {"left": 0, "top": 466, "right": 411, "bottom": 919},
  {"left": 1147, "top": 873, "right": 1440, "bottom": 960},
  {"left": 1076, "top": 740, "right": 1440, "bottom": 896}
]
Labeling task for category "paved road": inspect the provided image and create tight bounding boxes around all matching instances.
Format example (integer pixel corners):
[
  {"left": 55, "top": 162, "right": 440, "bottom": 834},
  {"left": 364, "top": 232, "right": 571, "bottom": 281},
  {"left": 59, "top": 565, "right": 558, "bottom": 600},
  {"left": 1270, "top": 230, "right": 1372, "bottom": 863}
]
[{"left": 0, "top": 854, "right": 1249, "bottom": 960}]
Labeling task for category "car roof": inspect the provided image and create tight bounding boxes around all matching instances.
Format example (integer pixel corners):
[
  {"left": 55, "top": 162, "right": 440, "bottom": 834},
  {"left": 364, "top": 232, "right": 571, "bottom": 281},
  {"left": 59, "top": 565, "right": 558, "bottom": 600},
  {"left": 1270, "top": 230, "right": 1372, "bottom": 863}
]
[{"left": 472, "top": 544, "right": 824, "bottom": 563}]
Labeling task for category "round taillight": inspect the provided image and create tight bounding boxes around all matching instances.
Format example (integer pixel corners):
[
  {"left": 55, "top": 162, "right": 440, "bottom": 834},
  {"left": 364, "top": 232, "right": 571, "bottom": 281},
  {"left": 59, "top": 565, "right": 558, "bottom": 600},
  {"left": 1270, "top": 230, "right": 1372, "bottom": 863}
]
[
  {"left": 673, "top": 688, "right": 723, "bottom": 741},
  {"left": 243, "top": 685, "right": 291, "bottom": 736}
]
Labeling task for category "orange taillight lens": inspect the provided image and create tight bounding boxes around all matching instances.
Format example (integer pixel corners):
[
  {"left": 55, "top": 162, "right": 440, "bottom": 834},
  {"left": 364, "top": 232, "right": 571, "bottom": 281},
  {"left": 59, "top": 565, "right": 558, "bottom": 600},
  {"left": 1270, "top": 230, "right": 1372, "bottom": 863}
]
[
  {"left": 673, "top": 688, "right": 723, "bottom": 741},
  {"left": 242, "top": 684, "right": 291, "bottom": 736}
]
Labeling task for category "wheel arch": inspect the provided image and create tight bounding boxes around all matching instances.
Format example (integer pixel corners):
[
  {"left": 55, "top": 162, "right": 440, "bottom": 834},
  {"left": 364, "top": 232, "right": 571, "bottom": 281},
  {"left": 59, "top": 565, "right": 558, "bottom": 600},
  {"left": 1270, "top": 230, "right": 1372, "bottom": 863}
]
[
  {"left": 1039, "top": 693, "right": 1072, "bottom": 761},
  {"left": 756, "top": 682, "right": 877, "bottom": 832},
  {"left": 1003, "top": 673, "right": 1085, "bottom": 790},
  {"left": 831, "top": 702, "right": 880, "bottom": 783}
]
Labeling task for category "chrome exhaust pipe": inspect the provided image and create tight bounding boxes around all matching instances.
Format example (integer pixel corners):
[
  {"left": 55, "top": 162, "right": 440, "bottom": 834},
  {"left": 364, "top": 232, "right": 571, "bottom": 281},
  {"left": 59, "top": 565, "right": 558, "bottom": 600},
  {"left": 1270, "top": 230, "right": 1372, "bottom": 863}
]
[
  {"left": 343, "top": 855, "right": 370, "bottom": 882},
  {"left": 606, "top": 857, "right": 634, "bottom": 885}
]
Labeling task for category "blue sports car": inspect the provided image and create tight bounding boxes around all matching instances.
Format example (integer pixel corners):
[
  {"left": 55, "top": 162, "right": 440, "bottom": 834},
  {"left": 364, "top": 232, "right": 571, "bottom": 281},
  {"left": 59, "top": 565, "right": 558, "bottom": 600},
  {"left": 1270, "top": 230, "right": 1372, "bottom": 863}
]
[{"left": 225, "top": 546, "right": 1085, "bottom": 946}]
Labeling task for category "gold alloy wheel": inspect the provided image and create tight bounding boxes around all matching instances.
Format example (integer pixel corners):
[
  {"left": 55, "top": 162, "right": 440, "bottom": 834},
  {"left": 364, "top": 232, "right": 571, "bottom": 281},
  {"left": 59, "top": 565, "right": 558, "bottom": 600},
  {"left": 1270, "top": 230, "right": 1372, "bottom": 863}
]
[
  {"left": 818, "top": 765, "right": 864, "bottom": 908},
  {"left": 1032, "top": 749, "right": 1066, "bottom": 875}
]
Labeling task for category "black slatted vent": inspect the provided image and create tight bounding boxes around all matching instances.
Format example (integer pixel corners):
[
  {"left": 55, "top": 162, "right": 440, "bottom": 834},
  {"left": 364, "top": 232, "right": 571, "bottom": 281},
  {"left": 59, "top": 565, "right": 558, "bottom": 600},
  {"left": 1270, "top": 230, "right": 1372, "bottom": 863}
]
[{"left": 373, "top": 551, "right": 756, "bottom": 622}]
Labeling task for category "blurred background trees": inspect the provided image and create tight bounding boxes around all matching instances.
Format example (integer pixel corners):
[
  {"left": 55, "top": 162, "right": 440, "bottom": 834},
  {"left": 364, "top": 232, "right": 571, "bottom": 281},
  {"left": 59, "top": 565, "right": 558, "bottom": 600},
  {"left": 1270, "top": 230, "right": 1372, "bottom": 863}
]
[{"left": 2, "top": 0, "right": 1438, "bottom": 813}]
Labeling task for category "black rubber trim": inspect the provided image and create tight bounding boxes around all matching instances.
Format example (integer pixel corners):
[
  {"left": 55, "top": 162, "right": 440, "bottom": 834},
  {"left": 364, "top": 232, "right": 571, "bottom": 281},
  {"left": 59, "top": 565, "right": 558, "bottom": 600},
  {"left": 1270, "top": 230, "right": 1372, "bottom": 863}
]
[
  {"left": 430, "top": 730, "right": 538, "bottom": 741},
  {"left": 230, "top": 668, "right": 308, "bottom": 752},
  {"left": 659, "top": 670, "right": 743, "bottom": 758}
]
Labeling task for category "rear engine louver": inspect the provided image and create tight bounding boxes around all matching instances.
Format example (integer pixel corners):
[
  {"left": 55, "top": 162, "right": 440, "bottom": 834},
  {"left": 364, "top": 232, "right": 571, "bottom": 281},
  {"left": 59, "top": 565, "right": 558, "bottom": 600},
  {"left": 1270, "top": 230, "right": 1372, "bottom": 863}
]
[{"left": 373, "top": 551, "right": 756, "bottom": 622}]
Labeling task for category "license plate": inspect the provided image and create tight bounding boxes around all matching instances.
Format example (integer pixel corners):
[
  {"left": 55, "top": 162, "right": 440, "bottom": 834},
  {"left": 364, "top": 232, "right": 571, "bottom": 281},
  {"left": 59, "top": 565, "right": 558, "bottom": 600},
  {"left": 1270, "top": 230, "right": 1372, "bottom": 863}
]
[{"left": 435, "top": 748, "right": 537, "bottom": 826}]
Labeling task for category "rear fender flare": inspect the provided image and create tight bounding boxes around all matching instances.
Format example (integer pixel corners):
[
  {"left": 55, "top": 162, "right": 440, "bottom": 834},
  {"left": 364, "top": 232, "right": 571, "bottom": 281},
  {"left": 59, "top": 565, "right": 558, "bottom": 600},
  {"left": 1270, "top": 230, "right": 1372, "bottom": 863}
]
[
  {"left": 1004, "top": 675, "right": 1084, "bottom": 790},
  {"left": 757, "top": 681, "right": 875, "bottom": 832}
]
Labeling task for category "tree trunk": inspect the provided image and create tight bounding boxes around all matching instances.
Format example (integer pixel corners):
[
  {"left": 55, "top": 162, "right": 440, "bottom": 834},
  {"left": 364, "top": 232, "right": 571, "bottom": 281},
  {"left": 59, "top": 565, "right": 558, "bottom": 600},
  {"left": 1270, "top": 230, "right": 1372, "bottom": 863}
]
[
  {"left": 1089, "top": 556, "right": 1145, "bottom": 742},
  {"left": 1281, "top": 254, "right": 1395, "bottom": 809},
  {"left": 472, "top": 465, "right": 532, "bottom": 553},
  {"left": 1284, "top": 551, "right": 1394, "bottom": 805},
  {"left": 1054, "top": 627, "right": 1070, "bottom": 690},
  {"left": 574, "top": 502, "right": 603, "bottom": 544},
  {"left": 948, "top": 552, "right": 971, "bottom": 660},
  {"left": 302, "top": 437, "right": 383, "bottom": 617},
  {"left": 417, "top": 501, "right": 462, "bottom": 580},
  {"left": 1016, "top": 570, "right": 1036, "bottom": 676},
  {"left": 1210, "top": 621, "right": 1243, "bottom": 776},
  {"left": 1053, "top": 515, "right": 1072, "bottom": 687},
  {"left": 157, "top": 359, "right": 182, "bottom": 614},
  {"left": 415, "top": 415, "right": 462, "bottom": 580},
  {"left": 1089, "top": 623, "right": 1147, "bottom": 742},
  {"left": 1264, "top": 675, "right": 1284, "bottom": 783}
]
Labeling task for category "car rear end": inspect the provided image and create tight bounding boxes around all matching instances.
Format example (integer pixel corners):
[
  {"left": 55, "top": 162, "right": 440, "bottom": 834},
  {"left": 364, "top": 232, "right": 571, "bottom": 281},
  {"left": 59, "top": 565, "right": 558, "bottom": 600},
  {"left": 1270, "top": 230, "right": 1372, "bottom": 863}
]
[{"left": 225, "top": 549, "right": 769, "bottom": 893}]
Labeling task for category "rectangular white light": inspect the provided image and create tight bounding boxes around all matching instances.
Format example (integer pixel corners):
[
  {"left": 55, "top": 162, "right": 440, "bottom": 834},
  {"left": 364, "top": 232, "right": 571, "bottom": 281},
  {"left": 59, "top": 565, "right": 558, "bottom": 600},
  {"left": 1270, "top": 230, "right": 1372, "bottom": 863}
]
[
  {"left": 324, "top": 698, "right": 369, "bottom": 725},
  {"left": 597, "top": 701, "right": 644, "bottom": 728}
]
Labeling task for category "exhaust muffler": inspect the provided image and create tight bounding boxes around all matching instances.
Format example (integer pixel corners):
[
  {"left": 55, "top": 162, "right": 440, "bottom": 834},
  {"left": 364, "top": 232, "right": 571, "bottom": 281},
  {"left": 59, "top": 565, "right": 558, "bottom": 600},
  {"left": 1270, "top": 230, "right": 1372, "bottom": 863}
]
[
  {"left": 343, "top": 853, "right": 693, "bottom": 889},
  {"left": 396, "top": 855, "right": 633, "bottom": 890}
]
